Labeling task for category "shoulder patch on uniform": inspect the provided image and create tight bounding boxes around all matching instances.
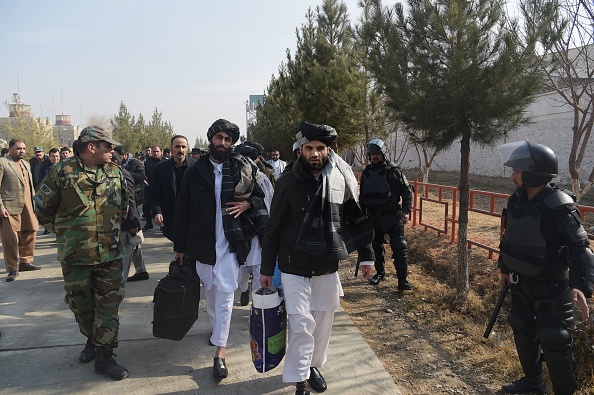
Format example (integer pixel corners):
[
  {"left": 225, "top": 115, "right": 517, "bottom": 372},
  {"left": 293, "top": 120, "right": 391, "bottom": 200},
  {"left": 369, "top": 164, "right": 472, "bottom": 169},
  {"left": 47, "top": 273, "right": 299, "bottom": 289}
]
[{"left": 39, "top": 183, "right": 52, "bottom": 195}]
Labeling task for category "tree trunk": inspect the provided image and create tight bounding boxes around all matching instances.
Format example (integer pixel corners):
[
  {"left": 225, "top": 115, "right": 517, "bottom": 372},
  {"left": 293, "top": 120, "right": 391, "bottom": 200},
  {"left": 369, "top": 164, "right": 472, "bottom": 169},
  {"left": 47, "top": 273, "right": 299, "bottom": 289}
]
[{"left": 456, "top": 133, "right": 471, "bottom": 302}]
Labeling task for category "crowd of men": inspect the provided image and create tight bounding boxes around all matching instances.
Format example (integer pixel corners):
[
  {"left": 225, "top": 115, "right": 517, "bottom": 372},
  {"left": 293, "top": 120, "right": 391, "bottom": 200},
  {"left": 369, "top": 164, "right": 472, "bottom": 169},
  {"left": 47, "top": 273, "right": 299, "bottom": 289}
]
[{"left": 0, "top": 121, "right": 592, "bottom": 395}]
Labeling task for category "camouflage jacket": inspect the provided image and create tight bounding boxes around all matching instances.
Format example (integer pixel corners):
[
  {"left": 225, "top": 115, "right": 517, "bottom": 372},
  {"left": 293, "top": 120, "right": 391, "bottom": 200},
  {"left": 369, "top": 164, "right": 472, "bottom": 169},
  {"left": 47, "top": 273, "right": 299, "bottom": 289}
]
[{"left": 34, "top": 156, "right": 129, "bottom": 265}]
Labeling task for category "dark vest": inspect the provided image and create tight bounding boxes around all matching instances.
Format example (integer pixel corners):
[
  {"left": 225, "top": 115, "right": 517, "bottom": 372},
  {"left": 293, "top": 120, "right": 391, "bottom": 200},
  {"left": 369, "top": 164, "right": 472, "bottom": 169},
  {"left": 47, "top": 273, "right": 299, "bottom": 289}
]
[
  {"left": 360, "top": 166, "right": 391, "bottom": 207},
  {"left": 500, "top": 187, "right": 575, "bottom": 278}
]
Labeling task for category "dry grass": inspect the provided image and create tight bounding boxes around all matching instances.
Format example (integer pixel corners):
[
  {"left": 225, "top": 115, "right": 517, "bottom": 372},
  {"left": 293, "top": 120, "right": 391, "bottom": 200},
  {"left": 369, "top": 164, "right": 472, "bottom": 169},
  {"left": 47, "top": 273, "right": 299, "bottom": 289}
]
[{"left": 339, "top": 170, "right": 594, "bottom": 394}]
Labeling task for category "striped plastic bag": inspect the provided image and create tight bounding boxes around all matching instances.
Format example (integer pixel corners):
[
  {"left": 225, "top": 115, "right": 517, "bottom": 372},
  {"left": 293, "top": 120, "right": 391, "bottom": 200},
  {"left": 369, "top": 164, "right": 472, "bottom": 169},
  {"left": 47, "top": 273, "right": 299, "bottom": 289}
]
[{"left": 249, "top": 287, "right": 287, "bottom": 373}]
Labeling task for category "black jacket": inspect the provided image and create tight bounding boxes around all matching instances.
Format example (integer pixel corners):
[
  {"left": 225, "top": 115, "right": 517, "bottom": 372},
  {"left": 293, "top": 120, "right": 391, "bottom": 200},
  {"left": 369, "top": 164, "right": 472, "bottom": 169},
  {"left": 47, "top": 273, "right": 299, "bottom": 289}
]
[
  {"left": 151, "top": 157, "right": 196, "bottom": 241},
  {"left": 122, "top": 156, "right": 146, "bottom": 205},
  {"left": 30, "top": 156, "right": 51, "bottom": 188},
  {"left": 121, "top": 168, "right": 141, "bottom": 232},
  {"left": 173, "top": 155, "right": 264, "bottom": 264},
  {"left": 143, "top": 156, "right": 167, "bottom": 205},
  {"left": 261, "top": 158, "right": 374, "bottom": 278}
]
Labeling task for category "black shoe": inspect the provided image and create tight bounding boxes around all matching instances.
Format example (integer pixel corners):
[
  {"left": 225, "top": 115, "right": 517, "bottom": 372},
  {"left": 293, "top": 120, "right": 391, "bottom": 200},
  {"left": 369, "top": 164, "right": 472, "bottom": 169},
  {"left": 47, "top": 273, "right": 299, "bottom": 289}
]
[
  {"left": 18, "top": 263, "right": 42, "bottom": 271},
  {"left": 94, "top": 346, "right": 129, "bottom": 381},
  {"left": 6, "top": 271, "right": 18, "bottom": 282},
  {"left": 501, "top": 377, "right": 546, "bottom": 394},
  {"left": 368, "top": 273, "right": 386, "bottom": 285},
  {"left": 308, "top": 367, "right": 327, "bottom": 393},
  {"left": 79, "top": 338, "right": 96, "bottom": 363},
  {"left": 296, "top": 380, "right": 311, "bottom": 395},
  {"left": 127, "top": 272, "right": 149, "bottom": 282},
  {"left": 397, "top": 281, "right": 413, "bottom": 291},
  {"left": 213, "top": 357, "right": 228, "bottom": 379},
  {"left": 240, "top": 290, "right": 250, "bottom": 306},
  {"left": 142, "top": 223, "right": 153, "bottom": 231},
  {"left": 43, "top": 229, "right": 50, "bottom": 235}
]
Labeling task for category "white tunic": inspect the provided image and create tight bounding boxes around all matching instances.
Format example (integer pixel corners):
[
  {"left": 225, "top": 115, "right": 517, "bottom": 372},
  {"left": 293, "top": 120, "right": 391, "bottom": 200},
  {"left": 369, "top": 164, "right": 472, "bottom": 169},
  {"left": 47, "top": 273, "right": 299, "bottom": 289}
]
[{"left": 195, "top": 160, "right": 240, "bottom": 293}]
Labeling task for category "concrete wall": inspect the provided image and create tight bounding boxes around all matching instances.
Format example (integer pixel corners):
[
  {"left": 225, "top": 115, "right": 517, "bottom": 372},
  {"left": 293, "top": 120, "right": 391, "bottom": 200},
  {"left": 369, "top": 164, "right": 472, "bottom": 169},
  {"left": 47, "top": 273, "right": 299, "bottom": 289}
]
[{"left": 395, "top": 91, "right": 594, "bottom": 184}]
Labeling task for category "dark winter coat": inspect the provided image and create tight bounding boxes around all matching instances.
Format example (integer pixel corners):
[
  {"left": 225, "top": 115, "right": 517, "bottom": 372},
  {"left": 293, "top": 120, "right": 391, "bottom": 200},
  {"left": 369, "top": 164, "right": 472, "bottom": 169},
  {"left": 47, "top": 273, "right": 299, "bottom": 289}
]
[
  {"left": 260, "top": 157, "right": 374, "bottom": 278},
  {"left": 173, "top": 155, "right": 264, "bottom": 264},
  {"left": 151, "top": 157, "right": 196, "bottom": 241}
]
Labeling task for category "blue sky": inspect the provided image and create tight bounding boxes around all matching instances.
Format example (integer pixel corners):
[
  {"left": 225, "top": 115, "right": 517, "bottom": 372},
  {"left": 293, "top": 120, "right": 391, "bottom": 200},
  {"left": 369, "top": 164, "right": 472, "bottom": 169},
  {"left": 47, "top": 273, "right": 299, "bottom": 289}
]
[{"left": 0, "top": 0, "right": 362, "bottom": 146}]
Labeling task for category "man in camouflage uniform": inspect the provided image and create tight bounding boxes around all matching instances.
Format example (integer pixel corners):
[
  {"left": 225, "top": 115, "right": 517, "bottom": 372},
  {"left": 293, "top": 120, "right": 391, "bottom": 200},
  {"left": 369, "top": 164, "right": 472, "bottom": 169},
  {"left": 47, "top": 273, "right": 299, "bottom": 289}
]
[{"left": 34, "top": 126, "right": 130, "bottom": 381}]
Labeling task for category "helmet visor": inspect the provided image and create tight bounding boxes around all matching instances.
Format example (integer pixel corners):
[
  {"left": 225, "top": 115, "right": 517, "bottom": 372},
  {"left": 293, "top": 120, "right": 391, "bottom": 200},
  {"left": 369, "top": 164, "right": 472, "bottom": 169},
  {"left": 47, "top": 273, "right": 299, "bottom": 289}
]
[{"left": 498, "top": 141, "right": 533, "bottom": 170}]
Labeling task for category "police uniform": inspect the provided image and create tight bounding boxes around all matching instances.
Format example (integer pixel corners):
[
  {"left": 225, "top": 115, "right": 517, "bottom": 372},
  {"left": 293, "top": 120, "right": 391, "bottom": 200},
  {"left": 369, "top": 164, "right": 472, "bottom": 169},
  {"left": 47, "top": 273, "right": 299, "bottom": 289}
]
[
  {"left": 360, "top": 139, "right": 413, "bottom": 289},
  {"left": 498, "top": 141, "right": 594, "bottom": 395}
]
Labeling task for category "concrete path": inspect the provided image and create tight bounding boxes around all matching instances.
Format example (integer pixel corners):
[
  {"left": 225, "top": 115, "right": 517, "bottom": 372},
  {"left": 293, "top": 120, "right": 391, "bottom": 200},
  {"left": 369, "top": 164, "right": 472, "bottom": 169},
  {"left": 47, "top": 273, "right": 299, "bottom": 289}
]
[{"left": 0, "top": 228, "right": 401, "bottom": 395}]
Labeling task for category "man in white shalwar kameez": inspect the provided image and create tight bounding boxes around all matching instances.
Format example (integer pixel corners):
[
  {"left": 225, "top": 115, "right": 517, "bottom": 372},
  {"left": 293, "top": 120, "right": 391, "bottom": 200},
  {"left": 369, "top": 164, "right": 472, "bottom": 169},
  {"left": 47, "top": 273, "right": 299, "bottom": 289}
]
[
  {"left": 260, "top": 122, "right": 375, "bottom": 395},
  {"left": 235, "top": 141, "right": 275, "bottom": 305},
  {"left": 174, "top": 119, "right": 267, "bottom": 380}
]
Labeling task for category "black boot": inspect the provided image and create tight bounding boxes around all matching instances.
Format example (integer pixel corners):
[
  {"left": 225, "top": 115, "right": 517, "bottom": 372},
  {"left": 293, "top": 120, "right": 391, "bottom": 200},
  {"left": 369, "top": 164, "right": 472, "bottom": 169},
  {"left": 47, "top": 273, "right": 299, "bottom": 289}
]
[
  {"left": 368, "top": 272, "right": 386, "bottom": 285},
  {"left": 501, "top": 377, "right": 546, "bottom": 394},
  {"left": 79, "top": 338, "right": 96, "bottom": 363},
  {"left": 394, "top": 245, "right": 412, "bottom": 290},
  {"left": 94, "top": 346, "right": 129, "bottom": 380}
]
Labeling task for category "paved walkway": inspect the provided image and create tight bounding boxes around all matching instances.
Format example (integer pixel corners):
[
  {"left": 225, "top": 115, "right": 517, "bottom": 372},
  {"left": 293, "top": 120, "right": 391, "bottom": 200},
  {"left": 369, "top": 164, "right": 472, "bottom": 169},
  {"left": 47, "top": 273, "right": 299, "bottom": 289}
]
[{"left": 0, "top": 228, "right": 401, "bottom": 394}]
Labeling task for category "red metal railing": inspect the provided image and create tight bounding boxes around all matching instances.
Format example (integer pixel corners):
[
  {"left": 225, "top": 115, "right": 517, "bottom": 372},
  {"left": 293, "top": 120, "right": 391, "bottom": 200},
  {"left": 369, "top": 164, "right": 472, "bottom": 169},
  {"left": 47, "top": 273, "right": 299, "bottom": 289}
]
[{"left": 411, "top": 179, "right": 594, "bottom": 259}]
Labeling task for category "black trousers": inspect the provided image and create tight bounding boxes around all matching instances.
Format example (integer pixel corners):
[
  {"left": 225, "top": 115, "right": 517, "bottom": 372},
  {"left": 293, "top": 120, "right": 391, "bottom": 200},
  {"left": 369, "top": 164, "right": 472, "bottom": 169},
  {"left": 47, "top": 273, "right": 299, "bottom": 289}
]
[
  {"left": 371, "top": 221, "right": 408, "bottom": 282},
  {"left": 507, "top": 277, "right": 575, "bottom": 395}
]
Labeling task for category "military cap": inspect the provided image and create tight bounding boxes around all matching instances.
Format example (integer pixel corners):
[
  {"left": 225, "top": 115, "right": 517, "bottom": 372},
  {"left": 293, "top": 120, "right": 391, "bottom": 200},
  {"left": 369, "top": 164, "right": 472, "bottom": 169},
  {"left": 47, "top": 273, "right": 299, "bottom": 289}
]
[
  {"left": 190, "top": 147, "right": 201, "bottom": 154},
  {"left": 33, "top": 146, "right": 44, "bottom": 152},
  {"left": 79, "top": 125, "right": 121, "bottom": 146}
]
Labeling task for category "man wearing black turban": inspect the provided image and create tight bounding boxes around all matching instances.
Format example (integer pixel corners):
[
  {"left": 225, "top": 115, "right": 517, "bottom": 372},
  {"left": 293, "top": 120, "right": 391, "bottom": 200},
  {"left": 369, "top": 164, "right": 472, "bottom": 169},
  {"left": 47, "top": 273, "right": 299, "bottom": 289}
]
[
  {"left": 260, "top": 121, "right": 375, "bottom": 395},
  {"left": 174, "top": 119, "right": 267, "bottom": 380}
]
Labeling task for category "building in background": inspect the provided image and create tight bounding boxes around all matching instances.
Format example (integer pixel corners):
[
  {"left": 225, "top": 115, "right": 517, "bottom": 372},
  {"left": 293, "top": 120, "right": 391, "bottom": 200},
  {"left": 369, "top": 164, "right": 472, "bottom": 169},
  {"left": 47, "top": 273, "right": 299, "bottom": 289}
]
[
  {"left": 245, "top": 94, "right": 264, "bottom": 130},
  {"left": 53, "top": 113, "right": 81, "bottom": 148},
  {"left": 0, "top": 93, "right": 52, "bottom": 145}
]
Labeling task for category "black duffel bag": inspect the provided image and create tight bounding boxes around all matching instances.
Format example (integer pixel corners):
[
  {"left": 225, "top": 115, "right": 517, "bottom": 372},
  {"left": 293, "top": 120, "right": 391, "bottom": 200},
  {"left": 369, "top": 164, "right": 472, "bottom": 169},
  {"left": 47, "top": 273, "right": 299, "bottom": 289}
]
[{"left": 152, "top": 257, "right": 201, "bottom": 341}]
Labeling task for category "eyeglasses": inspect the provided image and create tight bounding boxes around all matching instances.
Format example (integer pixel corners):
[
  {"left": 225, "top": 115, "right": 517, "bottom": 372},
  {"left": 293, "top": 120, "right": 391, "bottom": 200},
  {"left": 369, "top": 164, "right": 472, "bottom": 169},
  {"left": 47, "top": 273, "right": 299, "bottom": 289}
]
[{"left": 152, "top": 150, "right": 160, "bottom": 153}]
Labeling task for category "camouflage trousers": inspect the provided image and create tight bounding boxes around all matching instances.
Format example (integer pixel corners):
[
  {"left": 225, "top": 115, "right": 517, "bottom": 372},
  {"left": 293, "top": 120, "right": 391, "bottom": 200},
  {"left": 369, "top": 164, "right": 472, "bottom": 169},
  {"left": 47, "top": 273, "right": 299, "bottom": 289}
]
[{"left": 62, "top": 259, "right": 124, "bottom": 347}]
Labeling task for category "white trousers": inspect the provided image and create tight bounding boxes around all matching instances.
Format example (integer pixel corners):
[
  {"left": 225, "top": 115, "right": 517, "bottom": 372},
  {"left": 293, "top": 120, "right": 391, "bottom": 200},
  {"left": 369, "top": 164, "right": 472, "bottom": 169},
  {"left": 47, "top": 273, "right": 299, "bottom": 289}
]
[
  {"left": 237, "top": 264, "right": 261, "bottom": 293},
  {"left": 281, "top": 272, "right": 342, "bottom": 383},
  {"left": 204, "top": 284, "right": 234, "bottom": 347},
  {"left": 121, "top": 232, "right": 146, "bottom": 282}
]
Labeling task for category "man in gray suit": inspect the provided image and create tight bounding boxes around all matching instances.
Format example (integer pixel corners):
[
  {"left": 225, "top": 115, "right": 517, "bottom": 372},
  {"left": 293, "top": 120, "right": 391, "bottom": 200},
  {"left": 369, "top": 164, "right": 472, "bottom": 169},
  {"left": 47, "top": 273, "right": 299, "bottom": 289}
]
[{"left": 0, "top": 139, "right": 41, "bottom": 282}]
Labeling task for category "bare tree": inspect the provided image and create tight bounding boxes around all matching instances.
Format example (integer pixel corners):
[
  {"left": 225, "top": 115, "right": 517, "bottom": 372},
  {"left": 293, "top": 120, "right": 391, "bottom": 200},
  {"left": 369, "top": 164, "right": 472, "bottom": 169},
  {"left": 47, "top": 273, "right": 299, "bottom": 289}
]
[
  {"left": 86, "top": 113, "right": 112, "bottom": 131},
  {"left": 538, "top": 0, "right": 594, "bottom": 201}
]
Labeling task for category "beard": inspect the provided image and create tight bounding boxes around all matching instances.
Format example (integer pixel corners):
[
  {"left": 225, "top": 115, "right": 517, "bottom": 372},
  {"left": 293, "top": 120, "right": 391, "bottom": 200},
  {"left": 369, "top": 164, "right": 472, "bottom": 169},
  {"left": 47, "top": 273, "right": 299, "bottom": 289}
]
[
  {"left": 208, "top": 142, "right": 230, "bottom": 162},
  {"left": 301, "top": 155, "right": 328, "bottom": 173}
]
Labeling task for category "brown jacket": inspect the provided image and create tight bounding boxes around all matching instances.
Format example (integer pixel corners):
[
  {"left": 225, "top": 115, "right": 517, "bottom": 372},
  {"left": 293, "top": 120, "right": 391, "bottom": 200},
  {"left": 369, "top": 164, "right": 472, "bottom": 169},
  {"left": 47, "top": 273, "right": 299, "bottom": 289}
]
[{"left": 0, "top": 156, "right": 36, "bottom": 214}]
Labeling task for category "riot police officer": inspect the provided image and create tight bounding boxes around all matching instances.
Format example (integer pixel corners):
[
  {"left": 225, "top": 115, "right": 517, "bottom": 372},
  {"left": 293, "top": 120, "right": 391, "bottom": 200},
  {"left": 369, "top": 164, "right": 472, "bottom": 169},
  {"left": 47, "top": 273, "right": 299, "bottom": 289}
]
[
  {"left": 360, "top": 138, "right": 413, "bottom": 290},
  {"left": 498, "top": 141, "right": 593, "bottom": 395}
]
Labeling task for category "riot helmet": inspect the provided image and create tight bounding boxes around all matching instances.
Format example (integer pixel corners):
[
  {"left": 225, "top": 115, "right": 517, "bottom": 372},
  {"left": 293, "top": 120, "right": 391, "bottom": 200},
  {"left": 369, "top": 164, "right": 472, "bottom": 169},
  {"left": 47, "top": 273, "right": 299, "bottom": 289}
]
[
  {"left": 498, "top": 141, "right": 558, "bottom": 187},
  {"left": 366, "top": 138, "right": 389, "bottom": 160}
]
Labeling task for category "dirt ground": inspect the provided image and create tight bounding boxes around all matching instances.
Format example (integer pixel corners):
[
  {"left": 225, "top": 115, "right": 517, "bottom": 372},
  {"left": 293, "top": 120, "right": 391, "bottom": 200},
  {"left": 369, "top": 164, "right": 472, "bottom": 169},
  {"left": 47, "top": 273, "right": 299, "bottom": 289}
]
[
  {"left": 337, "top": 171, "right": 594, "bottom": 394},
  {"left": 338, "top": 229, "right": 515, "bottom": 395}
]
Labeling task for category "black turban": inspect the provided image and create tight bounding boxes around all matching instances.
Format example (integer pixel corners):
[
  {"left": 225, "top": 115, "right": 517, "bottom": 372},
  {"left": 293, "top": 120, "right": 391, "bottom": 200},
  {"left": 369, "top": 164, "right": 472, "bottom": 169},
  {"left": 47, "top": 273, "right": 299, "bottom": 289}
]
[
  {"left": 295, "top": 121, "right": 337, "bottom": 146},
  {"left": 207, "top": 119, "right": 240, "bottom": 143},
  {"left": 243, "top": 140, "right": 264, "bottom": 156},
  {"left": 236, "top": 142, "right": 259, "bottom": 161}
]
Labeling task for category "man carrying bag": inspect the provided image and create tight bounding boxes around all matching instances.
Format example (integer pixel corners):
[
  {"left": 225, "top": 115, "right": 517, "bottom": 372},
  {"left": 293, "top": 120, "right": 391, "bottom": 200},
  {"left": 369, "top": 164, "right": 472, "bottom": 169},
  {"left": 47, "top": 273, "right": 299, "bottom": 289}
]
[{"left": 153, "top": 258, "right": 201, "bottom": 341}]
